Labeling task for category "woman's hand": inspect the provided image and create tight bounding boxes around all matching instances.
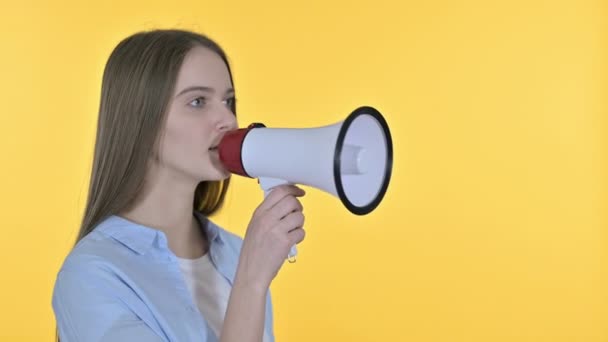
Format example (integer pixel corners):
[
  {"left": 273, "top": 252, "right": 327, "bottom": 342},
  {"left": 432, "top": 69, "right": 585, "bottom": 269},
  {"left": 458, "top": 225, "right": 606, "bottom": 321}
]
[
  {"left": 221, "top": 184, "right": 305, "bottom": 342},
  {"left": 235, "top": 184, "right": 306, "bottom": 291}
]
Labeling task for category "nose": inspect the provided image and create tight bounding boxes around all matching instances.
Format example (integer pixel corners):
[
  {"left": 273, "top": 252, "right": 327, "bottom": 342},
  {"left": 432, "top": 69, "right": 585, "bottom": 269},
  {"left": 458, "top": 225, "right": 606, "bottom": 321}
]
[{"left": 216, "top": 105, "right": 238, "bottom": 132}]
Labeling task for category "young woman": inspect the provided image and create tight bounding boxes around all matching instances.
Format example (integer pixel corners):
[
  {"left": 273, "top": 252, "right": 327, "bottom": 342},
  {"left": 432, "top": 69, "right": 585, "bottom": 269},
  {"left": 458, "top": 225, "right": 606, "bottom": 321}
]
[{"left": 52, "top": 29, "right": 306, "bottom": 342}]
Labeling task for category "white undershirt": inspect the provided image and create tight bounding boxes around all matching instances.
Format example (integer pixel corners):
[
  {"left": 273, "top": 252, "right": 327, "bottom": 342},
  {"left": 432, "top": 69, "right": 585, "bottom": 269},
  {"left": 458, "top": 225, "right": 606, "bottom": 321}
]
[{"left": 177, "top": 253, "right": 270, "bottom": 342}]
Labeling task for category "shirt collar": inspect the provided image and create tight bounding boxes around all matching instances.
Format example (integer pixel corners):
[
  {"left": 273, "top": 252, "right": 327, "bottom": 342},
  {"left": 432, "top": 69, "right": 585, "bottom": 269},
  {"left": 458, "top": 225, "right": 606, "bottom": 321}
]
[
  {"left": 194, "top": 211, "right": 223, "bottom": 246},
  {"left": 96, "top": 211, "right": 224, "bottom": 255}
]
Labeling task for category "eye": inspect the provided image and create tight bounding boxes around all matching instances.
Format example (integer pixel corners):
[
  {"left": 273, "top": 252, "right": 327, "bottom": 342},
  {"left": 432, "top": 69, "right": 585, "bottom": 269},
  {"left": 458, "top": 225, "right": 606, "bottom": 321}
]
[
  {"left": 189, "top": 97, "right": 207, "bottom": 108},
  {"left": 223, "top": 97, "right": 236, "bottom": 108}
]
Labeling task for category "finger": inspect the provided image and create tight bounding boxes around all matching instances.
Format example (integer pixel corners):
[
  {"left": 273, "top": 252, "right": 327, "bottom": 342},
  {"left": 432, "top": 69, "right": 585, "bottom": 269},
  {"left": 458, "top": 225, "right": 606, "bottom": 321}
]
[
  {"left": 287, "top": 227, "right": 306, "bottom": 246},
  {"left": 256, "top": 185, "right": 305, "bottom": 213},
  {"left": 276, "top": 211, "right": 305, "bottom": 234},
  {"left": 268, "top": 196, "right": 303, "bottom": 221}
]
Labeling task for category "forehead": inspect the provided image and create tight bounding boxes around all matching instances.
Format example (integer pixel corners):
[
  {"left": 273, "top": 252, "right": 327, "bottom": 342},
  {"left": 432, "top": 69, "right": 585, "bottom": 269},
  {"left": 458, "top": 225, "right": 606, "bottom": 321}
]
[{"left": 174, "top": 46, "right": 232, "bottom": 91}]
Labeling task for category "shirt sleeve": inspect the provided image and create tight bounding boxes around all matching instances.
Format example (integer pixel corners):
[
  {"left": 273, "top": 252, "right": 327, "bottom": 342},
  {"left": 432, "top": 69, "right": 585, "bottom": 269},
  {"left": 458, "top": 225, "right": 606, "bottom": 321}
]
[{"left": 52, "top": 266, "right": 165, "bottom": 342}]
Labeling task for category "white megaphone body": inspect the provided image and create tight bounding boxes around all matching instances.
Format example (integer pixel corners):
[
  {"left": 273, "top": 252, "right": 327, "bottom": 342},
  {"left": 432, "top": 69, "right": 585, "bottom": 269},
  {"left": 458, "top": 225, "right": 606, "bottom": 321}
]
[{"left": 218, "top": 106, "right": 393, "bottom": 261}]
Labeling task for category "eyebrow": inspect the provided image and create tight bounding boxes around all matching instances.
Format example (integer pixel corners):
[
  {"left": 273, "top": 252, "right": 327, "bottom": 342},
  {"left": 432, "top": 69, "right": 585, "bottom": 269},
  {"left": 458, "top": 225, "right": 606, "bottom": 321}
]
[{"left": 176, "top": 86, "right": 235, "bottom": 97}]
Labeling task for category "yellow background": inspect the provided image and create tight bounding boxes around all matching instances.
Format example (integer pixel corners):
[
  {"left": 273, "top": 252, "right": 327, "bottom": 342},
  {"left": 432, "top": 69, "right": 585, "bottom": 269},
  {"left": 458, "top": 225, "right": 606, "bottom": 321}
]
[{"left": 1, "top": 0, "right": 606, "bottom": 341}]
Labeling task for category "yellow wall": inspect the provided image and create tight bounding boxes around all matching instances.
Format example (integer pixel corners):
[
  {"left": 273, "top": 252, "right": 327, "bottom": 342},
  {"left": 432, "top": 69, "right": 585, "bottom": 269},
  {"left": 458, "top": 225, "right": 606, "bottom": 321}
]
[{"left": 1, "top": 0, "right": 606, "bottom": 340}]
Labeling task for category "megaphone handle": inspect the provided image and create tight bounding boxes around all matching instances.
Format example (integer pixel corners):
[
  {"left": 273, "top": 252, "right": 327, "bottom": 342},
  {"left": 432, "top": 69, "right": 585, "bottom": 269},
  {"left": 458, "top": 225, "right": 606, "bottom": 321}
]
[{"left": 259, "top": 177, "right": 298, "bottom": 262}]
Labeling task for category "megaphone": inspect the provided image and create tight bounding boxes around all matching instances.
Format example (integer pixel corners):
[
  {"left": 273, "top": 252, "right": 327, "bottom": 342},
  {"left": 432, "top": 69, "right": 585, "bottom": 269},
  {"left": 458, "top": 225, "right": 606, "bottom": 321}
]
[{"left": 218, "top": 106, "right": 393, "bottom": 260}]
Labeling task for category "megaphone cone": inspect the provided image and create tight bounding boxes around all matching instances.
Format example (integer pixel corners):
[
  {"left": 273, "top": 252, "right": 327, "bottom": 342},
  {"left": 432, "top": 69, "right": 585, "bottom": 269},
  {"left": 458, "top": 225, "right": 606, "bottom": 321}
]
[{"left": 218, "top": 106, "right": 393, "bottom": 215}]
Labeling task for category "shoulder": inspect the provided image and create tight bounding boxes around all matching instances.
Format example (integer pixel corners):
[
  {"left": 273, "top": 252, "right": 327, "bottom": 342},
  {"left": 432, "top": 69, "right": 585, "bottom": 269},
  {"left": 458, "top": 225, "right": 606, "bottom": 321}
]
[
  {"left": 52, "top": 217, "right": 174, "bottom": 337},
  {"left": 59, "top": 222, "right": 138, "bottom": 271},
  {"left": 54, "top": 215, "right": 161, "bottom": 292},
  {"left": 60, "top": 229, "right": 121, "bottom": 272},
  {"left": 52, "top": 228, "right": 137, "bottom": 315}
]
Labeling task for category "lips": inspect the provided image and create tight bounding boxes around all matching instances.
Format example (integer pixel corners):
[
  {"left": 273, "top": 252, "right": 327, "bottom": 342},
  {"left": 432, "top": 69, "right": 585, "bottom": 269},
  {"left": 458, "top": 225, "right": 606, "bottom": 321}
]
[{"left": 209, "top": 136, "right": 222, "bottom": 151}]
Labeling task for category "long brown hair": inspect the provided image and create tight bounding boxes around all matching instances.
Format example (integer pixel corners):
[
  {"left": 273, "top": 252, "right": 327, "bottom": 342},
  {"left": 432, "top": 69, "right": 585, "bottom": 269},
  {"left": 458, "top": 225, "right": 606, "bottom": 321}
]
[{"left": 56, "top": 29, "right": 235, "bottom": 341}]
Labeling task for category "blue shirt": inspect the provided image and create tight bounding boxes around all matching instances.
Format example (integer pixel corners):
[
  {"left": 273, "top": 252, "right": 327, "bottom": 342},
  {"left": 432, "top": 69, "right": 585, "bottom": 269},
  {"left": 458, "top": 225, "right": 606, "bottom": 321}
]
[{"left": 52, "top": 211, "right": 275, "bottom": 341}]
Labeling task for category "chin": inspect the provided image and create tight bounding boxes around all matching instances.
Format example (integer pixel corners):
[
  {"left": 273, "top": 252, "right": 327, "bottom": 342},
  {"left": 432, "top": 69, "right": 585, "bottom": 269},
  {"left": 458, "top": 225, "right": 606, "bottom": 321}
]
[
  {"left": 205, "top": 153, "right": 231, "bottom": 180},
  {"left": 200, "top": 169, "right": 231, "bottom": 182},
  {"left": 216, "top": 170, "right": 232, "bottom": 181}
]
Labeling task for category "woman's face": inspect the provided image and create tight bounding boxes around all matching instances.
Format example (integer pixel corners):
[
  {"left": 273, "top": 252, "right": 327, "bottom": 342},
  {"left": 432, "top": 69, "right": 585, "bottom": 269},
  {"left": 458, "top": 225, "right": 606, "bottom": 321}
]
[{"left": 155, "top": 46, "right": 237, "bottom": 184}]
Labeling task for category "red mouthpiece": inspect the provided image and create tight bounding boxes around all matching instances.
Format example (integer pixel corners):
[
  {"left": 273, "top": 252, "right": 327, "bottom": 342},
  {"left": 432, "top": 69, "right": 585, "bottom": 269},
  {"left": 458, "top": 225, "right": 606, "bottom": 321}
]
[{"left": 218, "top": 123, "right": 265, "bottom": 178}]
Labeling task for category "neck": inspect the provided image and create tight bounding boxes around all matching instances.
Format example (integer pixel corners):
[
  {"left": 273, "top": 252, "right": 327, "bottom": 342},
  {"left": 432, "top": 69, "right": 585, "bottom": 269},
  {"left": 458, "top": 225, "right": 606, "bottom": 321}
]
[{"left": 119, "top": 167, "right": 208, "bottom": 259}]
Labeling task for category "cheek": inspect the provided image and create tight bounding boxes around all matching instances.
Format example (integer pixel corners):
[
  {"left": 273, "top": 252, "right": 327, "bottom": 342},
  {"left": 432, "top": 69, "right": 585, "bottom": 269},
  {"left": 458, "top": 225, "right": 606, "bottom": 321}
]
[{"left": 162, "top": 117, "right": 212, "bottom": 158}]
